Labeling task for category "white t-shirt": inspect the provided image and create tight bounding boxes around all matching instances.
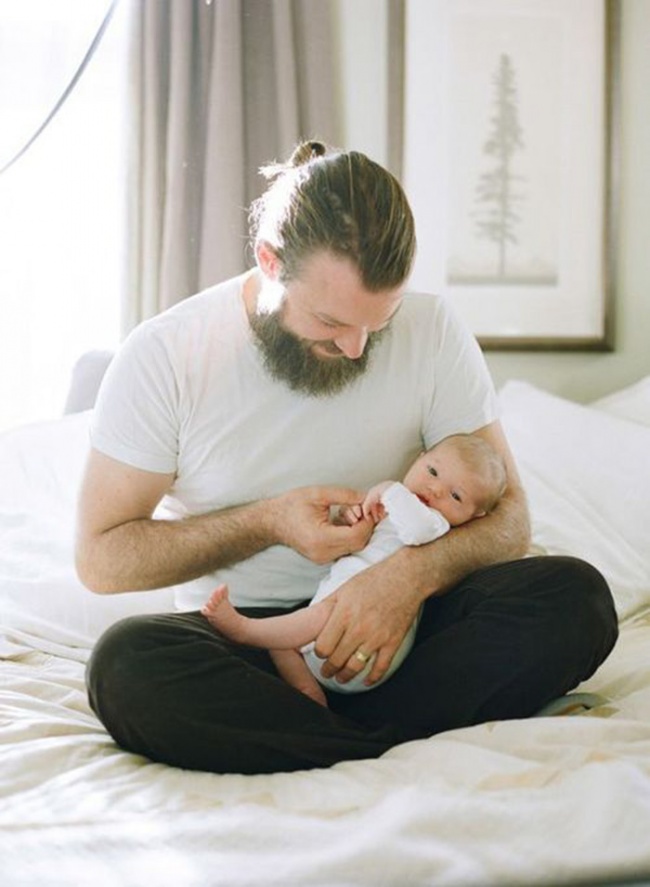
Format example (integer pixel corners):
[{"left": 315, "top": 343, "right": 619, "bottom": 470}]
[{"left": 90, "top": 272, "right": 498, "bottom": 608}]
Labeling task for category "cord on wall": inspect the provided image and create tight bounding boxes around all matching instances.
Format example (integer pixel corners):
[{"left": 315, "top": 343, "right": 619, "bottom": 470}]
[{"left": 0, "top": 0, "right": 118, "bottom": 178}]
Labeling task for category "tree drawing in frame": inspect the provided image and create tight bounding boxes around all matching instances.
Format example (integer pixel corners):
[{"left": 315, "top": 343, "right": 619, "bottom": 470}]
[
  {"left": 474, "top": 53, "right": 524, "bottom": 280},
  {"left": 448, "top": 49, "right": 559, "bottom": 287}
]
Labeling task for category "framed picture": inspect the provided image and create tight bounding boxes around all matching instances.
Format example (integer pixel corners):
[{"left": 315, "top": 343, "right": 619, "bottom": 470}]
[{"left": 402, "top": 0, "right": 620, "bottom": 350}]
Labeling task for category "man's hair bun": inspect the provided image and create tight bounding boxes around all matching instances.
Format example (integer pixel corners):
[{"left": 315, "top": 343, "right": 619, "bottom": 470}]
[{"left": 288, "top": 140, "right": 327, "bottom": 167}]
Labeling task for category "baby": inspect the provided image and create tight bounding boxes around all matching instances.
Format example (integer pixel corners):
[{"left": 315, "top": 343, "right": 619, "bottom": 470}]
[{"left": 202, "top": 434, "right": 507, "bottom": 706}]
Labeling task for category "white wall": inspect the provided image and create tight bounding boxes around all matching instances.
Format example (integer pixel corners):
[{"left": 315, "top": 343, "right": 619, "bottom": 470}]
[
  {"left": 334, "top": 0, "right": 390, "bottom": 168},
  {"left": 336, "top": 0, "right": 650, "bottom": 402}
]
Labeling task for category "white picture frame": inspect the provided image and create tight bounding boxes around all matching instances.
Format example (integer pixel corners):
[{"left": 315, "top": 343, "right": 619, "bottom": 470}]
[{"left": 402, "top": 0, "right": 619, "bottom": 350}]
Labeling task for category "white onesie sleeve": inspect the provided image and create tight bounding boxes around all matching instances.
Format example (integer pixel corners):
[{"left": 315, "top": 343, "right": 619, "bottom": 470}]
[{"left": 380, "top": 482, "right": 450, "bottom": 545}]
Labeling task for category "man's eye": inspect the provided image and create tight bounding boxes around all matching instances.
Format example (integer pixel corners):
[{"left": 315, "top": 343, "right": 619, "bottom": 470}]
[{"left": 427, "top": 466, "right": 437, "bottom": 477}]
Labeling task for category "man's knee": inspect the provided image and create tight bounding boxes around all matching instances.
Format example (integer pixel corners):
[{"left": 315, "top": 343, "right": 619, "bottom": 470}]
[
  {"left": 495, "top": 555, "right": 618, "bottom": 678},
  {"left": 467, "top": 555, "right": 618, "bottom": 670},
  {"left": 86, "top": 615, "right": 163, "bottom": 738},
  {"left": 86, "top": 612, "right": 222, "bottom": 752},
  {"left": 554, "top": 556, "right": 619, "bottom": 666},
  {"left": 481, "top": 554, "right": 615, "bottom": 618}
]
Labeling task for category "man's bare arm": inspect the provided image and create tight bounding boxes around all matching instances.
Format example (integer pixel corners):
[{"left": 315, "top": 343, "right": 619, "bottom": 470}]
[
  {"left": 315, "top": 420, "right": 531, "bottom": 684},
  {"left": 75, "top": 449, "right": 373, "bottom": 594}
]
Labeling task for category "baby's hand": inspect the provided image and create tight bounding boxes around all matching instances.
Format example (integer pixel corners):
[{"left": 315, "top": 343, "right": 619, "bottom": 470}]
[{"left": 362, "top": 481, "right": 392, "bottom": 523}]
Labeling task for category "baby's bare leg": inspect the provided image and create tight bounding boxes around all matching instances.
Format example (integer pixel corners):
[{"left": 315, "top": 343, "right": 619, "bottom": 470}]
[
  {"left": 201, "top": 584, "right": 335, "bottom": 651},
  {"left": 270, "top": 649, "right": 328, "bottom": 708},
  {"left": 201, "top": 585, "right": 330, "bottom": 707}
]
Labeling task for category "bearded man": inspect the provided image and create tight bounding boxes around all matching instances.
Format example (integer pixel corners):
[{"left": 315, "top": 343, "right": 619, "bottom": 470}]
[{"left": 78, "top": 142, "right": 617, "bottom": 774}]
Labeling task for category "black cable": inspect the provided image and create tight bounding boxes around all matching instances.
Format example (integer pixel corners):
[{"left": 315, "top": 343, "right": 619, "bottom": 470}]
[{"left": 0, "top": 0, "right": 119, "bottom": 178}]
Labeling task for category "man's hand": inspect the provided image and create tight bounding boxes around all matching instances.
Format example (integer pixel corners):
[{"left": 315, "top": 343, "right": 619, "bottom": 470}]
[
  {"left": 337, "top": 503, "right": 364, "bottom": 525},
  {"left": 272, "top": 486, "right": 374, "bottom": 564},
  {"left": 313, "top": 557, "right": 423, "bottom": 686},
  {"left": 337, "top": 481, "right": 393, "bottom": 527}
]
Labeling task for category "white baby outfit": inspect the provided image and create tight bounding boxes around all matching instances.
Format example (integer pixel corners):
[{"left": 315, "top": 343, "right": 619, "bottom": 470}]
[{"left": 302, "top": 482, "right": 451, "bottom": 693}]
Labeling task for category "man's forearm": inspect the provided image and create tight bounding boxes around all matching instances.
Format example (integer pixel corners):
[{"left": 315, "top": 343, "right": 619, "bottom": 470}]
[
  {"left": 77, "top": 500, "right": 278, "bottom": 594},
  {"left": 77, "top": 484, "right": 374, "bottom": 595},
  {"left": 392, "top": 488, "right": 531, "bottom": 601}
]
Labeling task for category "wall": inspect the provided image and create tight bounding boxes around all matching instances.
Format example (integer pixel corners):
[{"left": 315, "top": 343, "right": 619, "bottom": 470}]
[
  {"left": 336, "top": 0, "right": 650, "bottom": 402},
  {"left": 334, "top": 0, "right": 389, "bottom": 169}
]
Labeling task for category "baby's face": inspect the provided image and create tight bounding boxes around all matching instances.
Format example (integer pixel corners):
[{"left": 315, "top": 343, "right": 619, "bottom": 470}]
[{"left": 402, "top": 445, "right": 487, "bottom": 526}]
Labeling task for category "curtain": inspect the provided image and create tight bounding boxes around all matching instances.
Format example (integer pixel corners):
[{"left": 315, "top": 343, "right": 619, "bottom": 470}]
[
  {"left": 386, "top": 0, "right": 405, "bottom": 181},
  {"left": 125, "top": 0, "right": 342, "bottom": 332}
]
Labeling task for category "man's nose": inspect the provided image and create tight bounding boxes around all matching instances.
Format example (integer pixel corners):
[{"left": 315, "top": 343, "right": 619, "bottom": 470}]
[{"left": 334, "top": 328, "right": 368, "bottom": 360}]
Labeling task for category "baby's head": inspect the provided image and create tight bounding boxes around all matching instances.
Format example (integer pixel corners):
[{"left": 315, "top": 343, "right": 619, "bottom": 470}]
[{"left": 403, "top": 434, "right": 507, "bottom": 526}]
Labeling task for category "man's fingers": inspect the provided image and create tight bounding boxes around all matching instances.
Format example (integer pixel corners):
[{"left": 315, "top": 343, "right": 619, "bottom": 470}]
[
  {"left": 317, "top": 624, "right": 381, "bottom": 683},
  {"left": 365, "top": 646, "right": 395, "bottom": 685},
  {"left": 319, "top": 629, "right": 398, "bottom": 685},
  {"left": 324, "top": 650, "right": 369, "bottom": 684},
  {"left": 323, "top": 518, "right": 373, "bottom": 560},
  {"left": 346, "top": 504, "right": 364, "bottom": 523},
  {"left": 313, "top": 614, "right": 346, "bottom": 669},
  {"left": 332, "top": 648, "right": 377, "bottom": 685},
  {"left": 317, "top": 629, "right": 364, "bottom": 680}
]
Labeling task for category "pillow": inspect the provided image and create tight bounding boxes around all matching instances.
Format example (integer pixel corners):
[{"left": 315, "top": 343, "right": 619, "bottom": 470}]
[
  {"left": 591, "top": 375, "right": 650, "bottom": 427},
  {"left": 0, "top": 412, "right": 174, "bottom": 654},
  {"left": 63, "top": 349, "right": 114, "bottom": 414},
  {"left": 499, "top": 381, "right": 650, "bottom": 620}
]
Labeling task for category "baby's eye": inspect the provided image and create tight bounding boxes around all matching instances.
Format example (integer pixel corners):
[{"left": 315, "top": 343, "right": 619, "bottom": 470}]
[
  {"left": 427, "top": 466, "right": 438, "bottom": 477},
  {"left": 451, "top": 491, "right": 462, "bottom": 502}
]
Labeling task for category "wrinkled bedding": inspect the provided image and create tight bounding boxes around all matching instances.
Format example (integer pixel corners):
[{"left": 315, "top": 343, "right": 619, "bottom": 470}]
[
  {"left": 2, "top": 377, "right": 650, "bottom": 886},
  {"left": 2, "top": 612, "right": 650, "bottom": 887}
]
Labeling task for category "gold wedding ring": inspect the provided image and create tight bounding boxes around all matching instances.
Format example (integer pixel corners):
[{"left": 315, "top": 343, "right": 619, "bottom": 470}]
[{"left": 354, "top": 649, "right": 371, "bottom": 664}]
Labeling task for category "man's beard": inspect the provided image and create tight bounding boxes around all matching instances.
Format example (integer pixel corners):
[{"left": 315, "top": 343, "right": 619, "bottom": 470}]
[{"left": 249, "top": 310, "right": 385, "bottom": 398}]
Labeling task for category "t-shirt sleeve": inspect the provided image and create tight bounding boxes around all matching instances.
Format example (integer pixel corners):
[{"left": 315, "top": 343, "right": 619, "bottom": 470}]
[
  {"left": 380, "top": 482, "right": 450, "bottom": 545},
  {"left": 90, "top": 321, "right": 180, "bottom": 474},
  {"left": 422, "top": 296, "right": 500, "bottom": 448}
]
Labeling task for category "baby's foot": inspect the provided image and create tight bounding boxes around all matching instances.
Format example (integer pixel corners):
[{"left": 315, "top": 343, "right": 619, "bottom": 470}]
[
  {"left": 201, "top": 583, "right": 228, "bottom": 615},
  {"left": 201, "top": 584, "right": 245, "bottom": 640},
  {"left": 298, "top": 682, "right": 329, "bottom": 708}
]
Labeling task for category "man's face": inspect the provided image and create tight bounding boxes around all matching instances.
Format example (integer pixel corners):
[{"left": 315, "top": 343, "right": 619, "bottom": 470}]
[{"left": 250, "top": 250, "right": 403, "bottom": 397}]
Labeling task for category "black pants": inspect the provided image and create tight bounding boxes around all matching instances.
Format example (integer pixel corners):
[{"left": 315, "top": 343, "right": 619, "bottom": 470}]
[{"left": 86, "top": 556, "right": 618, "bottom": 775}]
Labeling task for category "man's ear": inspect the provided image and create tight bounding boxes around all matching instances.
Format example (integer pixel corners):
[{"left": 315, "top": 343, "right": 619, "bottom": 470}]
[{"left": 256, "top": 241, "right": 281, "bottom": 281}]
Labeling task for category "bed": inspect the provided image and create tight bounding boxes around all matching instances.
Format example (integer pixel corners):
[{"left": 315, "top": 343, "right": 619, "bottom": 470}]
[{"left": 2, "top": 360, "right": 650, "bottom": 887}]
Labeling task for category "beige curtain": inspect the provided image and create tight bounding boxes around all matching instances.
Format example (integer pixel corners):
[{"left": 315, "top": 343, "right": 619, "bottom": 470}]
[{"left": 124, "top": 0, "right": 342, "bottom": 332}]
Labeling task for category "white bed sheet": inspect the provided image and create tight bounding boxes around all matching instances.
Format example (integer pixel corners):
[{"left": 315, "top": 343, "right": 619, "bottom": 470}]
[
  {"left": 2, "top": 611, "right": 650, "bottom": 887},
  {"left": 2, "top": 376, "right": 650, "bottom": 887}
]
